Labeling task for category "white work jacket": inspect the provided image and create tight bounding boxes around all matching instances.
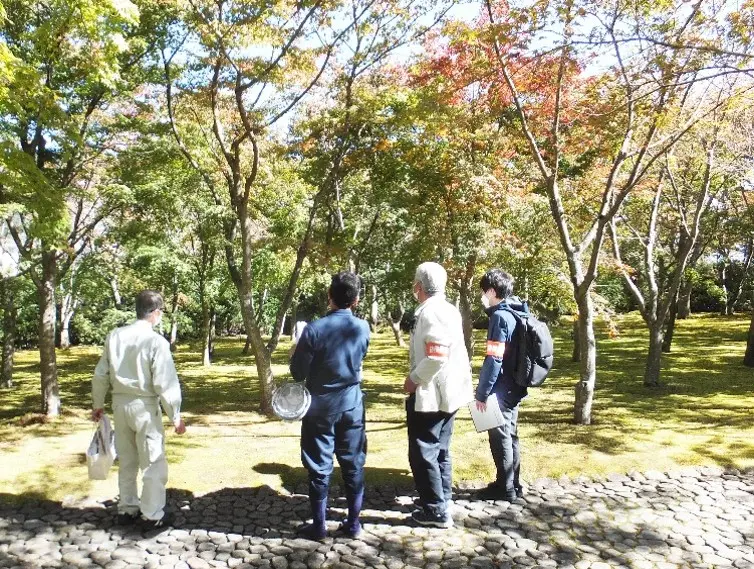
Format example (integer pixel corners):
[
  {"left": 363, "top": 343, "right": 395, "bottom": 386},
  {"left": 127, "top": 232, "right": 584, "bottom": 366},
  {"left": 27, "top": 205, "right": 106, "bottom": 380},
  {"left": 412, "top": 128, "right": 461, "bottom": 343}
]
[
  {"left": 92, "top": 320, "right": 182, "bottom": 426},
  {"left": 409, "top": 294, "right": 473, "bottom": 413}
]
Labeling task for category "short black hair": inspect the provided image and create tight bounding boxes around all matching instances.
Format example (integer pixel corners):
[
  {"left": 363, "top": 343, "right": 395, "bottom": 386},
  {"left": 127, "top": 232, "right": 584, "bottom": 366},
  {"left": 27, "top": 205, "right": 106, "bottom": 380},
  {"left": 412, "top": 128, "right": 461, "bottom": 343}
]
[
  {"left": 480, "top": 269, "right": 514, "bottom": 299},
  {"left": 135, "top": 290, "right": 164, "bottom": 319},
  {"left": 329, "top": 272, "right": 362, "bottom": 309}
]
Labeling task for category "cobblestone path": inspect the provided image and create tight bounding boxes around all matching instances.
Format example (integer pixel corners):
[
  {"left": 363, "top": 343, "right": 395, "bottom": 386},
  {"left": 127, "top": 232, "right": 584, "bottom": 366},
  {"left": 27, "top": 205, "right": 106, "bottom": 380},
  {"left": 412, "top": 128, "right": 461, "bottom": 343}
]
[{"left": 1, "top": 467, "right": 753, "bottom": 569}]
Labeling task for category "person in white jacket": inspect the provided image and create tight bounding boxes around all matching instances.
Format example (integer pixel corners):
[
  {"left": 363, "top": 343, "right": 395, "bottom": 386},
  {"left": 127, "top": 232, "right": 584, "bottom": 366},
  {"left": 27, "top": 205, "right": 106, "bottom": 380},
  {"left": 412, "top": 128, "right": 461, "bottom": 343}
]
[
  {"left": 92, "top": 290, "right": 185, "bottom": 529},
  {"left": 404, "top": 262, "right": 473, "bottom": 528}
]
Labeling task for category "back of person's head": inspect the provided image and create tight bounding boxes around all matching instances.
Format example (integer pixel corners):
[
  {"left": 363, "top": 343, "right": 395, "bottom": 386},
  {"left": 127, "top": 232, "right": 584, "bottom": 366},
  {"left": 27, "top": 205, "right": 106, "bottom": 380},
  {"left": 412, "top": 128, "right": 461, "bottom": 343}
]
[
  {"left": 415, "top": 262, "right": 447, "bottom": 296},
  {"left": 329, "top": 272, "right": 362, "bottom": 309},
  {"left": 135, "top": 290, "right": 164, "bottom": 320},
  {"left": 480, "top": 269, "right": 514, "bottom": 299}
]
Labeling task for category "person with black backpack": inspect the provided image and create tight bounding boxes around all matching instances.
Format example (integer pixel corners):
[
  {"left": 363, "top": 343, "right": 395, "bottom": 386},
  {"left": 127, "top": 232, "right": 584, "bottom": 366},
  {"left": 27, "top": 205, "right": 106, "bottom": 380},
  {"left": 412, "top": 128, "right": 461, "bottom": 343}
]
[{"left": 474, "top": 269, "right": 531, "bottom": 501}]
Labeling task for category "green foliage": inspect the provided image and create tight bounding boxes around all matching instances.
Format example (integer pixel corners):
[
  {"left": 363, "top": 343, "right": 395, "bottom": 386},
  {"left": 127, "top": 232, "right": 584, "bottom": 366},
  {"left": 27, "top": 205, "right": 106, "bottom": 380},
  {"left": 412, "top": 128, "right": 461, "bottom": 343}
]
[{"left": 72, "top": 308, "right": 134, "bottom": 346}]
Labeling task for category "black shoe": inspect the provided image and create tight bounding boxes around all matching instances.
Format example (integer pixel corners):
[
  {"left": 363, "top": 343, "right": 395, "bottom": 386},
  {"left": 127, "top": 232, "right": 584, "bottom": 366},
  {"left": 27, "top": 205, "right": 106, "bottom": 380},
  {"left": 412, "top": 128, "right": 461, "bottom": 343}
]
[
  {"left": 116, "top": 512, "right": 140, "bottom": 526},
  {"left": 515, "top": 487, "right": 526, "bottom": 498},
  {"left": 476, "top": 484, "right": 517, "bottom": 501},
  {"left": 140, "top": 512, "right": 174, "bottom": 530},
  {"left": 333, "top": 520, "right": 362, "bottom": 539},
  {"left": 297, "top": 522, "right": 327, "bottom": 541},
  {"left": 411, "top": 509, "right": 453, "bottom": 529}
]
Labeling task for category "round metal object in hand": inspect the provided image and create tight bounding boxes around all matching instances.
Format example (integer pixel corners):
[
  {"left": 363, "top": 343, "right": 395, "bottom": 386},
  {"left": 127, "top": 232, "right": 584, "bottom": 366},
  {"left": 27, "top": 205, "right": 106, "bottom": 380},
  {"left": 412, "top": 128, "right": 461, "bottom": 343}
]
[{"left": 271, "top": 381, "right": 311, "bottom": 421}]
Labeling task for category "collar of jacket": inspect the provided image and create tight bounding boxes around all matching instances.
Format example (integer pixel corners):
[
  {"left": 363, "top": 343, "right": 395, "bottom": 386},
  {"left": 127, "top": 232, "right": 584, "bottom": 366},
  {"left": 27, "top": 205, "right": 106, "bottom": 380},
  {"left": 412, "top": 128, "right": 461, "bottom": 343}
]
[
  {"left": 415, "top": 293, "right": 446, "bottom": 317},
  {"left": 485, "top": 297, "right": 527, "bottom": 316},
  {"left": 484, "top": 301, "right": 508, "bottom": 316},
  {"left": 326, "top": 308, "right": 353, "bottom": 316}
]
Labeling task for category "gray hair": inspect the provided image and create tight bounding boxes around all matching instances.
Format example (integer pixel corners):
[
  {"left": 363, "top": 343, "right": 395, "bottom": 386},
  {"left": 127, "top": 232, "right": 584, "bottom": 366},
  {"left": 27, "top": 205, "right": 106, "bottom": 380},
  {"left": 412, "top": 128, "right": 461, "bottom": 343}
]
[{"left": 414, "top": 262, "right": 447, "bottom": 296}]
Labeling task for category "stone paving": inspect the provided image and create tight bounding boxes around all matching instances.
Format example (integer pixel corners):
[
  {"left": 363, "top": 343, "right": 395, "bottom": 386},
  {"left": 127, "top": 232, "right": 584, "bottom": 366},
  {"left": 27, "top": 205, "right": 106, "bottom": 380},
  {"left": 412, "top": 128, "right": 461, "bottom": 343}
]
[{"left": 1, "top": 467, "right": 754, "bottom": 569}]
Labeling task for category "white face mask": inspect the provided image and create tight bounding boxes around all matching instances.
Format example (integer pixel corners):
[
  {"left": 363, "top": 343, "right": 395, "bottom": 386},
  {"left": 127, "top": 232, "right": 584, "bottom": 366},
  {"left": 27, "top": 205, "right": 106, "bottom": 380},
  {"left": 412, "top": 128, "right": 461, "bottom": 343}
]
[
  {"left": 480, "top": 293, "right": 491, "bottom": 309},
  {"left": 413, "top": 288, "right": 420, "bottom": 302}
]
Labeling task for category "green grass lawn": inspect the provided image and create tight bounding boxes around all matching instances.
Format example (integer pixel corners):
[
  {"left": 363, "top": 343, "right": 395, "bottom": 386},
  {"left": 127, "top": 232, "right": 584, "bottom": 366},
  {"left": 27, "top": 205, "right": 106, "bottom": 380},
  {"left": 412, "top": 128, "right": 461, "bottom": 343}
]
[{"left": 0, "top": 312, "right": 752, "bottom": 504}]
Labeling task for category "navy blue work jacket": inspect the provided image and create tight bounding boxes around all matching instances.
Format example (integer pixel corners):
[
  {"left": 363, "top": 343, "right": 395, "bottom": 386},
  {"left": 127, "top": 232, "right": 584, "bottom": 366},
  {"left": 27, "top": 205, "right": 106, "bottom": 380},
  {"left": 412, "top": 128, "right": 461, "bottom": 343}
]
[
  {"left": 475, "top": 299, "right": 528, "bottom": 408},
  {"left": 290, "top": 309, "right": 370, "bottom": 416}
]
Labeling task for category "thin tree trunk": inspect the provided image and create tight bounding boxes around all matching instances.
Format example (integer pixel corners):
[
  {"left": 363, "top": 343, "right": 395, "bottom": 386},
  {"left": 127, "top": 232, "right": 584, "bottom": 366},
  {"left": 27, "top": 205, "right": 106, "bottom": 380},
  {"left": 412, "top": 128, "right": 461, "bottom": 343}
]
[
  {"left": 744, "top": 304, "right": 754, "bottom": 367},
  {"left": 1, "top": 279, "right": 15, "bottom": 388},
  {"left": 719, "top": 262, "right": 729, "bottom": 315},
  {"left": 110, "top": 276, "right": 122, "bottom": 308},
  {"left": 59, "top": 285, "right": 77, "bottom": 350},
  {"left": 290, "top": 301, "right": 298, "bottom": 340},
  {"left": 39, "top": 252, "right": 60, "bottom": 416},
  {"left": 458, "top": 289, "right": 474, "bottom": 360},
  {"left": 571, "top": 318, "right": 580, "bottom": 362},
  {"left": 662, "top": 294, "right": 678, "bottom": 353},
  {"left": 573, "top": 292, "right": 596, "bottom": 425},
  {"left": 239, "top": 215, "right": 274, "bottom": 415},
  {"left": 369, "top": 285, "right": 379, "bottom": 333},
  {"left": 389, "top": 303, "right": 406, "bottom": 348},
  {"left": 169, "top": 276, "right": 179, "bottom": 352},
  {"left": 201, "top": 301, "right": 212, "bottom": 367},
  {"left": 644, "top": 323, "right": 664, "bottom": 387},
  {"left": 677, "top": 278, "right": 692, "bottom": 319}
]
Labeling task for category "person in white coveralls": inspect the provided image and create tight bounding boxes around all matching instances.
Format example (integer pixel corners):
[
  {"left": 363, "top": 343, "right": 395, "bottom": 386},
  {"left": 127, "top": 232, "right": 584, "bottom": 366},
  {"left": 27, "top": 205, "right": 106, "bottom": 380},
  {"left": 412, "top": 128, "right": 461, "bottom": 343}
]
[{"left": 92, "top": 290, "right": 185, "bottom": 529}]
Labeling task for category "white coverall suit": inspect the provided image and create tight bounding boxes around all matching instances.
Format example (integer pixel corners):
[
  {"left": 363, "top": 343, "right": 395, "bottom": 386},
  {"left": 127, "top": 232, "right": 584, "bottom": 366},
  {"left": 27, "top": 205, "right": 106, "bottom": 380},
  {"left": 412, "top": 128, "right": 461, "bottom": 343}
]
[{"left": 92, "top": 320, "right": 182, "bottom": 520}]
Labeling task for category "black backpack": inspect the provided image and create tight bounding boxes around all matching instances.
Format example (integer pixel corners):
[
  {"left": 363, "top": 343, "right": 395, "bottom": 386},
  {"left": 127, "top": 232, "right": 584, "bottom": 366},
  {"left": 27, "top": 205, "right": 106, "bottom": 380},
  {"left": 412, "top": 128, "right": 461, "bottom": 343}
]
[{"left": 500, "top": 306, "right": 554, "bottom": 388}]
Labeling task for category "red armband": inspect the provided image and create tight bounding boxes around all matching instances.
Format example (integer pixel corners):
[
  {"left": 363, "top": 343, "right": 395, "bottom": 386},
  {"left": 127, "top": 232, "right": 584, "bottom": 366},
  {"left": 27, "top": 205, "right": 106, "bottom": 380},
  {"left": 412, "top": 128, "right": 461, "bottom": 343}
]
[
  {"left": 486, "top": 341, "right": 506, "bottom": 358},
  {"left": 425, "top": 342, "right": 450, "bottom": 358}
]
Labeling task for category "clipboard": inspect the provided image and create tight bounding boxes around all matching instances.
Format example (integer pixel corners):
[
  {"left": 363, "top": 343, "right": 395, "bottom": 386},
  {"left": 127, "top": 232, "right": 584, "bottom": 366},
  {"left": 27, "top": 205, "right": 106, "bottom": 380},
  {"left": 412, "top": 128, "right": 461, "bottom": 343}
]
[{"left": 468, "top": 396, "right": 505, "bottom": 432}]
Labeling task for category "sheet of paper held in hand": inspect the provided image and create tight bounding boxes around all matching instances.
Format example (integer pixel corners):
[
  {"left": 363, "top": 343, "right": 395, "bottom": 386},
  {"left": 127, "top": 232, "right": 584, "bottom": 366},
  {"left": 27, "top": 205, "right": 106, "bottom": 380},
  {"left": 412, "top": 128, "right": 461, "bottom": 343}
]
[{"left": 468, "top": 396, "right": 505, "bottom": 433}]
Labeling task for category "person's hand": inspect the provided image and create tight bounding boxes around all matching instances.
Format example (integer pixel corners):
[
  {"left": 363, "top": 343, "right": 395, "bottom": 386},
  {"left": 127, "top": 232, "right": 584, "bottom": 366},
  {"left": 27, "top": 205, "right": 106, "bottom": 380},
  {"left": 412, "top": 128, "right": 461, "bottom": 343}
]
[
  {"left": 475, "top": 400, "right": 487, "bottom": 412},
  {"left": 403, "top": 376, "right": 417, "bottom": 394},
  {"left": 91, "top": 408, "right": 104, "bottom": 422},
  {"left": 174, "top": 419, "right": 186, "bottom": 435}
]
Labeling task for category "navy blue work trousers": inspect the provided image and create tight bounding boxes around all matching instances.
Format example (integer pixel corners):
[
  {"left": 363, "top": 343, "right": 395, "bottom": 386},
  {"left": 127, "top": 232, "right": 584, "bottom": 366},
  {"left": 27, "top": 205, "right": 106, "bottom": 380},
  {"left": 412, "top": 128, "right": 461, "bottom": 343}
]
[
  {"left": 405, "top": 394, "right": 456, "bottom": 518},
  {"left": 301, "top": 405, "right": 366, "bottom": 503}
]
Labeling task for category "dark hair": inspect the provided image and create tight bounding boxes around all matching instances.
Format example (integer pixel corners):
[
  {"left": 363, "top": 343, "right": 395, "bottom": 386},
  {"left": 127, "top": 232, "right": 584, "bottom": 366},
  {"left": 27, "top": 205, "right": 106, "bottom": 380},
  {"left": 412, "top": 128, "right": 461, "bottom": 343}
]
[
  {"left": 135, "top": 290, "right": 164, "bottom": 319},
  {"left": 329, "top": 272, "right": 362, "bottom": 309},
  {"left": 480, "top": 269, "right": 514, "bottom": 299}
]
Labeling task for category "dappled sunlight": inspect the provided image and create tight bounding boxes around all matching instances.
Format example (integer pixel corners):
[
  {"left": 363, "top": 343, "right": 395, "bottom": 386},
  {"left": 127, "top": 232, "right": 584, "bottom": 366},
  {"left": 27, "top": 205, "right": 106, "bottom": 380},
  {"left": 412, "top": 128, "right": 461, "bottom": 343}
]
[{"left": 1, "top": 314, "right": 753, "bottom": 502}]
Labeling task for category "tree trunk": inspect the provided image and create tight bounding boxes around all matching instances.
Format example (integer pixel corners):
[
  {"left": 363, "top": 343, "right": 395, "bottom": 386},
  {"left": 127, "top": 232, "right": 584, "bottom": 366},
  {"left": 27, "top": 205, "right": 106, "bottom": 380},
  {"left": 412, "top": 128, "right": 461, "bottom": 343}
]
[
  {"left": 677, "top": 278, "right": 692, "bottom": 319},
  {"left": 59, "top": 288, "right": 77, "bottom": 350},
  {"left": 39, "top": 252, "right": 60, "bottom": 416},
  {"left": 571, "top": 318, "right": 580, "bottom": 362},
  {"left": 573, "top": 292, "right": 596, "bottom": 425},
  {"left": 644, "top": 323, "right": 664, "bottom": 387},
  {"left": 169, "top": 276, "right": 179, "bottom": 352},
  {"left": 209, "top": 309, "right": 216, "bottom": 359},
  {"left": 458, "top": 288, "right": 474, "bottom": 360},
  {"left": 389, "top": 304, "right": 406, "bottom": 348},
  {"left": 744, "top": 307, "right": 754, "bottom": 367},
  {"left": 239, "top": 215, "right": 275, "bottom": 415},
  {"left": 369, "top": 285, "right": 379, "bottom": 333},
  {"left": 243, "top": 334, "right": 251, "bottom": 355},
  {"left": 1, "top": 279, "right": 15, "bottom": 388},
  {"left": 201, "top": 301, "right": 212, "bottom": 367},
  {"left": 662, "top": 296, "right": 678, "bottom": 353},
  {"left": 290, "top": 301, "right": 298, "bottom": 340},
  {"left": 110, "top": 276, "right": 122, "bottom": 308},
  {"left": 719, "top": 262, "right": 729, "bottom": 316}
]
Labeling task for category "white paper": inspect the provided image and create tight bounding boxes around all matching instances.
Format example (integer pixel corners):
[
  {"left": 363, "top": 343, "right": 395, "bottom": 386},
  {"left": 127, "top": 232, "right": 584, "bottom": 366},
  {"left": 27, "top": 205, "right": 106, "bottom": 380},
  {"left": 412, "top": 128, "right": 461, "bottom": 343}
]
[{"left": 468, "top": 396, "right": 505, "bottom": 433}]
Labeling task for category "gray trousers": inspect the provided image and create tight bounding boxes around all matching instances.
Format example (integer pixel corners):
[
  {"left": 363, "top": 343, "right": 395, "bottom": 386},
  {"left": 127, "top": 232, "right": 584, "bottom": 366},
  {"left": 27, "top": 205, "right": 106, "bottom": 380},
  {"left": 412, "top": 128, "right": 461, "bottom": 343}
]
[{"left": 487, "top": 401, "right": 521, "bottom": 496}]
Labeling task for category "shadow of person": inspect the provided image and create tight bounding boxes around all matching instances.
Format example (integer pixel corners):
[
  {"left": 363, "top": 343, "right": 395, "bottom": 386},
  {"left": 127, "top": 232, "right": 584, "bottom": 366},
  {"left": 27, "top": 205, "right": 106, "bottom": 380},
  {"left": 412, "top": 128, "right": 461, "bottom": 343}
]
[{"left": 251, "top": 462, "right": 418, "bottom": 529}]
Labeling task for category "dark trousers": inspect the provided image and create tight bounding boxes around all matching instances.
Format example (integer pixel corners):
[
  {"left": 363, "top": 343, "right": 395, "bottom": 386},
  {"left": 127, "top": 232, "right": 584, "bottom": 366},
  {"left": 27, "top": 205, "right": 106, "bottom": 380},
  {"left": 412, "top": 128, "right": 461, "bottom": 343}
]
[
  {"left": 406, "top": 394, "right": 456, "bottom": 518},
  {"left": 301, "top": 405, "right": 366, "bottom": 503},
  {"left": 487, "top": 401, "right": 521, "bottom": 496}
]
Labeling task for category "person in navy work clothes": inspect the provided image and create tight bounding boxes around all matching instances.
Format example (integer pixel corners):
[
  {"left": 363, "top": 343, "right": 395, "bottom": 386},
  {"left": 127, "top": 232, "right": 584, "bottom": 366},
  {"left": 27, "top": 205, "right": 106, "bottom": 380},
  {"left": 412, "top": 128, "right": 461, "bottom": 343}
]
[
  {"left": 475, "top": 268, "right": 528, "bottom": 501},
  {"left": 290, "top": 272, "right": 371, "bottom": 540}
]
